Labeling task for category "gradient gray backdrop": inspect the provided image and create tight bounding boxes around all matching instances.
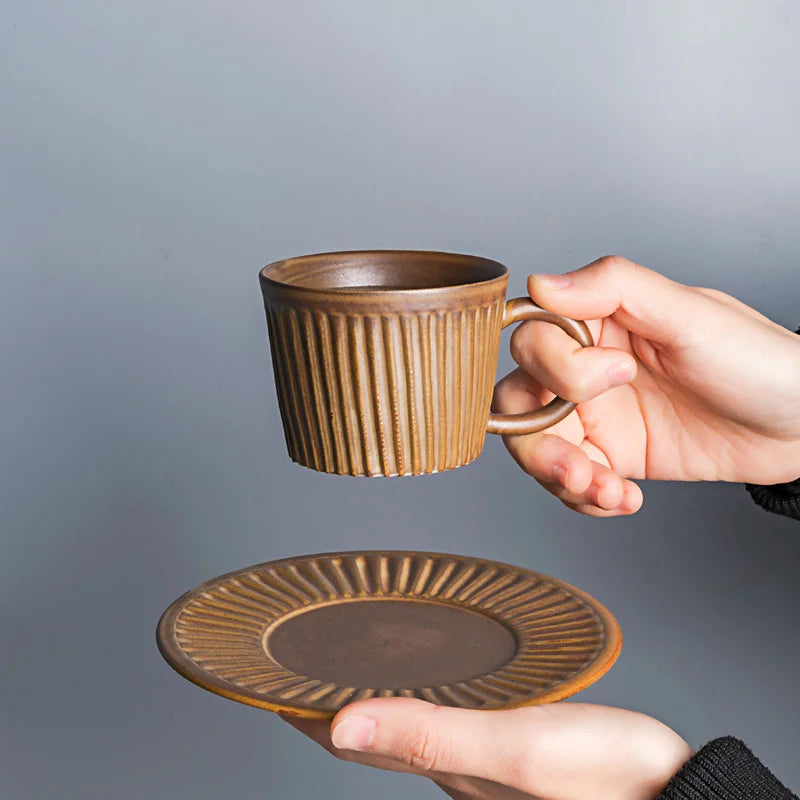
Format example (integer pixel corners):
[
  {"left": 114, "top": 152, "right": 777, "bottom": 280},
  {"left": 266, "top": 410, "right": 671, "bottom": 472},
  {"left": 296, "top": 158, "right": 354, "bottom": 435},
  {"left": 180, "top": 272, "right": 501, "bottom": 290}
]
[{"left": 3, "top": 2, "right": 799, "bottom": 798}]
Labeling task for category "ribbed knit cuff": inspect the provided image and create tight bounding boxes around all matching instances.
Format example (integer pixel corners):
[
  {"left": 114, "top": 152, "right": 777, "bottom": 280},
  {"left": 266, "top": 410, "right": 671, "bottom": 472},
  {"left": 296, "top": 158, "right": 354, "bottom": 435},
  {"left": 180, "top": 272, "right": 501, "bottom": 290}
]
[
  {"left": 658, "top": 737, "right": 797, "bottom": 800},
  {"left": 745, "top": 480, "right": 800, "bottom": 520}
]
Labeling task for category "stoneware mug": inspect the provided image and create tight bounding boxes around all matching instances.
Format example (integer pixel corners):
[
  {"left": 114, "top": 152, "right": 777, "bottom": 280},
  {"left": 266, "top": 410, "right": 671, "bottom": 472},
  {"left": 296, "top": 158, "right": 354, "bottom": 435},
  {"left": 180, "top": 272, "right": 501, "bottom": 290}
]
[{"left": 259, "top": 250, "right": 593, "bottom": 477}]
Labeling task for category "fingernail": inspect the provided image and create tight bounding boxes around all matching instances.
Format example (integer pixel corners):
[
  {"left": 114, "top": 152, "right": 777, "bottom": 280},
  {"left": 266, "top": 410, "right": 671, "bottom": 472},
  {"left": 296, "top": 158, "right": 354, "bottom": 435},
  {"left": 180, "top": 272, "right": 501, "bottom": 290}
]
[
  {"left": 553, "top": 465, "right": 569, "bottom": 486},
  {"left": 534, "top": 273, "right": 572, "bottom": 288},
  {"left": 607, "top": 360, "right": 635, "bottom": 388},
  {"left": 331, "top": 716, "right": 376, "bottom": 751}
]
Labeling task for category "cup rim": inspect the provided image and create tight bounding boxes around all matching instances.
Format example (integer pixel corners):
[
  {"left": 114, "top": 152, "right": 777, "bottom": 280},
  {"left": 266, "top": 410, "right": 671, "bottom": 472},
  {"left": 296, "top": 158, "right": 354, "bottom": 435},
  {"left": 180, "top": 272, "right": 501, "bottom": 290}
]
[{"left": 259, "top": 249, "right": 509, "bottom": 296}]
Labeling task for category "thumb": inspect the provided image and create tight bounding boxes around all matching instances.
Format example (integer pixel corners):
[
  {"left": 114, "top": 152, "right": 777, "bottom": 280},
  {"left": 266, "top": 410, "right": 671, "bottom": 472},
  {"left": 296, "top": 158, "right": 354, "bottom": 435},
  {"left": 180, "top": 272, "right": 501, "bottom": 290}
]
[
  {"left": 329, "top": 698, "right": 514, "bottom": 777},
  {"left": 528, "top": 255, "right": 704, "bottom": 344}
]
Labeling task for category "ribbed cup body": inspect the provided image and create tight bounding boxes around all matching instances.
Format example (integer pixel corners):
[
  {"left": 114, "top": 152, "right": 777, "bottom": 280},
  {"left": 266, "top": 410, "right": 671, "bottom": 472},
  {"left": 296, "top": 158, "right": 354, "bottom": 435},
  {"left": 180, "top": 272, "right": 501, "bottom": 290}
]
[{"left": 261, "top": 278, "right": 507, "bottom": 476}]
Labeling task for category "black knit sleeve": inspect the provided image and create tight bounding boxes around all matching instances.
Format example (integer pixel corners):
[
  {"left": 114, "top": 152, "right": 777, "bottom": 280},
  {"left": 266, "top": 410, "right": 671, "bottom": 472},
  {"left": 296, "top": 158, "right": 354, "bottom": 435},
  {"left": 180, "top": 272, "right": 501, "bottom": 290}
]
[
  {"left": 743, "top": 326, "right": 800, "bottom": 521},
  {"left": 745, "top": 480, "right": 800, "bottom": 520},
  {"left": 658, "top": 737, "right": 797, "bottom": 800}
]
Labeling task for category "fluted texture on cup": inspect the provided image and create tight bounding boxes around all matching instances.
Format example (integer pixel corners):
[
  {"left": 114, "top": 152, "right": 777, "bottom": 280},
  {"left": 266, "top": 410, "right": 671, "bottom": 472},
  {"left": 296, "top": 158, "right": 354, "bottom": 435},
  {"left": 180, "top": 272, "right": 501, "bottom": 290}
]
[{"left": 264, "top": 301, "right": 506, "bottom": 476}]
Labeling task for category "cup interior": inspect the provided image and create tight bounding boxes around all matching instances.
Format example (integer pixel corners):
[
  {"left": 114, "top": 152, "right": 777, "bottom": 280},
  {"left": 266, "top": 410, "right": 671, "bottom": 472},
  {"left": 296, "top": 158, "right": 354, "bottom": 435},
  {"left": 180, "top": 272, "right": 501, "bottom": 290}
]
[{"left": 261, "top": 251, "right": 507, "bottom": 292}]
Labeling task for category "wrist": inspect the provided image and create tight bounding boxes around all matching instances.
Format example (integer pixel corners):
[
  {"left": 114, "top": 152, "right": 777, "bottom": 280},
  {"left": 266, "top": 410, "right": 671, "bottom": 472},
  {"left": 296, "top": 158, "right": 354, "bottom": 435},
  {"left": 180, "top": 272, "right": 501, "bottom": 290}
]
[
  {"left": 640, "top": 742, "right": 694, "bottom": 800},
  {"left": 624, "top": 719, "right": 694, "bottom": 800}
]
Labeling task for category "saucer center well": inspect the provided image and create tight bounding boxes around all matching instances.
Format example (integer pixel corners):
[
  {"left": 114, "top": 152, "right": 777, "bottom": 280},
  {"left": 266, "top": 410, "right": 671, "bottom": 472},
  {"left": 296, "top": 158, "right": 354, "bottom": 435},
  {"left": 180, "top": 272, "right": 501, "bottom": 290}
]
[{"left": 265, "top": 599, "right": 517, "bottom": 689}]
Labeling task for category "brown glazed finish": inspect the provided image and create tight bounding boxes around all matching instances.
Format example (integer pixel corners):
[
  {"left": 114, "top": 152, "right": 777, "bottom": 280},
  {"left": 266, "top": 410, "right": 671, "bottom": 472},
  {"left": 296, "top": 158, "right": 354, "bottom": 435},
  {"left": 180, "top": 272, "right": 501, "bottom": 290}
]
[
  {"left": 156, "top": 551, "right": 622, "bottom": 720},
  {"left": 259, "top": 251, "right": 593, "bottom": 476}
]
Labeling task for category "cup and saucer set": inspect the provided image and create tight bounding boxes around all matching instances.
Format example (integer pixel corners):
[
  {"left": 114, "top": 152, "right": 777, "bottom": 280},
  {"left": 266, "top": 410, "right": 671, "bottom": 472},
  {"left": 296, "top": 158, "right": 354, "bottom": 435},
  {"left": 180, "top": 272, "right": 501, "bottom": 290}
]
[{"left": 157, "top": 250, "right": 621, "bottom": 719}]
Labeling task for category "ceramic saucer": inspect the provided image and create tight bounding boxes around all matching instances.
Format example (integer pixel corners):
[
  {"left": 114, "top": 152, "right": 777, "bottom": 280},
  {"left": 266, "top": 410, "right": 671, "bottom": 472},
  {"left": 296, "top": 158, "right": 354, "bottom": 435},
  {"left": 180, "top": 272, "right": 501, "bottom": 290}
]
[{"left": 157, "top": 551, "right": 621, "bottom": 719}]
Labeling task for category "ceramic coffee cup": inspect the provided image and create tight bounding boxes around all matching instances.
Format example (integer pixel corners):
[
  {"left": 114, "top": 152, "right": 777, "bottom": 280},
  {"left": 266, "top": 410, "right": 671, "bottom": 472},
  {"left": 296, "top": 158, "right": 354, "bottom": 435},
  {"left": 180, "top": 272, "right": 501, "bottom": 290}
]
[{"left": 259, "top": 250, "right": 593, "bottom": 476}]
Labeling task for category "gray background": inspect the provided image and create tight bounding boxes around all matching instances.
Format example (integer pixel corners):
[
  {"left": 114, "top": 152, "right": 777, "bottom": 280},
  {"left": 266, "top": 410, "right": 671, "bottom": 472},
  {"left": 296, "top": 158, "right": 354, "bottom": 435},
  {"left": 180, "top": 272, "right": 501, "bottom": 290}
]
[{"left": 3, "top": 1, "right": 799, "bottom": 798}]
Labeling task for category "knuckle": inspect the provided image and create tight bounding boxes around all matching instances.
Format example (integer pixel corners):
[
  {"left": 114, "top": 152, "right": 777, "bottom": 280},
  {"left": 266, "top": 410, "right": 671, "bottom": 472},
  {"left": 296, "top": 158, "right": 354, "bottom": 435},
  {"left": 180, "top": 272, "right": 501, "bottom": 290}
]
[
  {"left": 562, "top": 372, "right": 593, "bottom": 403},
  {"left": 509, "top": 323, "right": 533, "bottom": 366},
  {"left": 541, "top": 362, "right": 590, "bottom": 403},
  {"left": 595, "top": 254, "right": 629, "bottom": 278},
  {"left": 402, "top": 723, "right": 445, "bottom": 771},
  {"left": 694, "top": 286, "right": 734, "bottom": 304},
  {"left": 492, "top": 378, "right": 512, "bottom": 410}
]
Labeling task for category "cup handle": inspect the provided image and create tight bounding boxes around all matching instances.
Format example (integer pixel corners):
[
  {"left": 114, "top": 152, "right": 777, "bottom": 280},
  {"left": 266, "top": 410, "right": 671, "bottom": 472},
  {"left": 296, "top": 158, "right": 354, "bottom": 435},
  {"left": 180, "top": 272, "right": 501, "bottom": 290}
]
[{"left": 486, "top": 297, "right": 594, "bottom": 436}]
